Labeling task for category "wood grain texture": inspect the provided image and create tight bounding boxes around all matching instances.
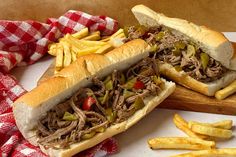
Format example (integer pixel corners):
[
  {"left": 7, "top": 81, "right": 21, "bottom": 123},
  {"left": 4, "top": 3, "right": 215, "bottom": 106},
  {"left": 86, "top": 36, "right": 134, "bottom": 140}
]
[
  {"left": 0, "top": 0, "right": 236, "bottom": 31},
  {"left": 159, "top": 85, "right": 236, "bottom": 115},
  {"left": 38, "top": 60, "right": 236, "bottom": 115}
]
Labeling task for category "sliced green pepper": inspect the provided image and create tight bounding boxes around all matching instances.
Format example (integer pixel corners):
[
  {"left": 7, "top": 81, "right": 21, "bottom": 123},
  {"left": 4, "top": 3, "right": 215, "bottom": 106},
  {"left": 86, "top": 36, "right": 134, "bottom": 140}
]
[
  {"left": 105, "top": 108, "right": 116, "bottom": 123},
  {"left": 150, "top": 44, "right": 159, "bottom": 53},
  {"left": 95, "top": 127, "right": 105, "bottom": 133},
  {"left": 123, "top": 89, "right": 135, "bottom": 99},
  {"left": 137, "top": 25, "right": 148, "bottom": 35},
  {"left": 200, "top": 53, "right": 209, "bottom": 70},
  {"left": 186, "top": 45, "right": 195, "bottom": 57},
  {"left": 81, "top": 131, "right": 96, "bottom": 140},
  {"left": 133, "top": 96, "right": 145, "bottom": 111},
  {"left": 62, "top": 112, "right": 77, "bottom": 121},
  {"left": 98, "top": 90, "right": 109, "bottom": 105},
  {"left": 174, "top": 42, "right": 186, "bottom": 50},
  {"left": 103, "top": 76, "right": 111, "bottom": 84},
  {"left": 174, "top": 65, "right": 183, "bottom": 72},
  {"left": 120, "top": 73, "right": 126, "bottom": 84},
  {"left": 123, "top": 26, "right": 129, "bottom": 37},
  {"left": 155, "top": 31, "right": 165, "bottom": 41},
  {"left": 105, "top": 80, "right": 113, "bottom": 91},
  {"left": 172, "top": 42, "right": 185, "bottom": 56},
  {"left": 123, "top": 77, "right": 137, "bottom": 90},
  {"left": 152, "top": 75, "right": 163, "bottom": 86}
]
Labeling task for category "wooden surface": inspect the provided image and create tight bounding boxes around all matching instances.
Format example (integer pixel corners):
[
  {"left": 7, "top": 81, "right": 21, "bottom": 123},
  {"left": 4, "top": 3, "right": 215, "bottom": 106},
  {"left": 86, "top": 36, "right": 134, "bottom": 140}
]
[
  {"left": 0, "top": 0, "right": 236, "bottom": 31},
  {"left": 38, "top": 61, "right": 236, "bottom": 115}
]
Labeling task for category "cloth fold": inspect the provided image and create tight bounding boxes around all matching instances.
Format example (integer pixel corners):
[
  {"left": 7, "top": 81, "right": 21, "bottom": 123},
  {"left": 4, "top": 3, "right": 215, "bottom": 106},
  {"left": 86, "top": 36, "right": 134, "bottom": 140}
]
[{"left": 0, "top": 10, "right": 119, "bottom": 157}]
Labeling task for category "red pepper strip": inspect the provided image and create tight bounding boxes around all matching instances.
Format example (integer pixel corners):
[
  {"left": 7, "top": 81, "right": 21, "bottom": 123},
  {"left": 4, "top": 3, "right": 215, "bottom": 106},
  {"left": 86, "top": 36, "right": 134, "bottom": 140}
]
[
  {"left": 82, "top": 96, "right": 96, "bottom": 111},
  {"left": 133, "top": 80, "right": 145, "bottom": 90}
]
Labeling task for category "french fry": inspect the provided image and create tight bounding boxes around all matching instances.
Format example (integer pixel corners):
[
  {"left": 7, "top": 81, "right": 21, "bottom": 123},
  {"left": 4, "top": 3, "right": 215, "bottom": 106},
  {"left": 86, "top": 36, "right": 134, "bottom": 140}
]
[
  {"left": 55, "top": 44, "right": 63, "bottom": 71},
  {"left": 100, "top": 36, "right": 110, "bottom": 42},
  {"left": 212, "top": 120, "right": 233, "bottom": 130},
  {"left": 48, "top": 43, "right": 57, "bottom": 56},
  {"left": 95, "top": 44, "right": 114, "bottom": 54},
  {"left": 82, "top": 33, "right": 101, "bottom": 41},
  {"left": 79, "top": 40, "right": 107, "bottom": 46},
  {"left": 114, "top": 33, "right": 125, "bottom": 39},
  {"left": 188, "top": 120, "right": 233, "bottom": 130},
  {"left": 148, "top": 137, "right": 215, "bottom": 150},
  {"left": 61, "top": 41, "right": 71, "bottom": 67},
  {"left": 71, "top": 28, "right": 89, "bottom": 39},
  {"left": 110, "top": 28, "right": 124, "bottom": 39},
  {"left": 76, "top": 46, "right": 101, "bottom": 57},
  {"left": 215, "top": 80, "right": 236, "bottom": 100},
  {"left": 173, "top": 114, "right": 208, "bottom": 139},
  {"left": 190, "top": 124, "right": 233, "bottom": 139},
  {"left": 171, "top": 148, "right": 236, "bottom": 157},
  {"left": 71, "top": 50, "right": 77, "bottom": 62},
  {"left": 65, "top": 34, "right": 88, "bottom": 49}
]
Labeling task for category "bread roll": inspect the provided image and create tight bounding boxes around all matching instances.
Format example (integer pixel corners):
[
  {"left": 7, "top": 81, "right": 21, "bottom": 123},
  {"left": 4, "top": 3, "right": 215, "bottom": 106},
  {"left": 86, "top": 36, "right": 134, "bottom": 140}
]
[
  {"left": 131, "top": 5, "right": 236, "bottom": 96},
  {"left": 13, "top": 39, "right": 176, "bottom": 156}
]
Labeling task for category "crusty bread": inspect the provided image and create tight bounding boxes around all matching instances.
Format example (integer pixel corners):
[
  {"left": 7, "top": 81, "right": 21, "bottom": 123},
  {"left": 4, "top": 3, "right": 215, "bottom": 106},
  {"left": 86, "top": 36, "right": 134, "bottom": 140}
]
[
  {"left": 13, "top": 39, "right": 176, "bottom": 157},
  {"left": 131, "top": 5, "right": 235, "bottom": 70},
  {"left": 131, "top": 5, "right": 236, "bottom": 96},
  {"left": 159, "top": 63, "right": 236, "bottom": 96}
]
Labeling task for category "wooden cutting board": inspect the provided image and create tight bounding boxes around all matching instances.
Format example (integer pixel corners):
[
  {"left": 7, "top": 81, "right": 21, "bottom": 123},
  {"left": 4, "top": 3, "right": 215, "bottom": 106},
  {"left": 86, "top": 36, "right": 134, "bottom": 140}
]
[{"left": 38, "top": 60, "right": 236, "bottom": 115}]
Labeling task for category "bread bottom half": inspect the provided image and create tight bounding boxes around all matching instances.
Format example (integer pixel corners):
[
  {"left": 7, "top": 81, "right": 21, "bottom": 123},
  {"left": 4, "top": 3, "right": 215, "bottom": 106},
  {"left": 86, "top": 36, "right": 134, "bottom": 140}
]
[{"left": 159, "top": 63, "right": 236, "bottom": 96}]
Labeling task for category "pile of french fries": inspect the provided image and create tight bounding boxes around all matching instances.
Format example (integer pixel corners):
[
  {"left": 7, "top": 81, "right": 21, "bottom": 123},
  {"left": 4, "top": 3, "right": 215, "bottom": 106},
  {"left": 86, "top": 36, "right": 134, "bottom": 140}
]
[
  {"left": 148, "top": 114, "right": 235, "bottom": 157},
  {"left": 48, "top": 27, "right": 125, "bottom": 73}
]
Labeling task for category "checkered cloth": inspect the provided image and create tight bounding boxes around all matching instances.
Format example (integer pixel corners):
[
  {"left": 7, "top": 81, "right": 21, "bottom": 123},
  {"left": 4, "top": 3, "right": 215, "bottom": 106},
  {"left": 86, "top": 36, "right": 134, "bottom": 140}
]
[{"left": 0, "top": 10, "right": 119, "bottom": 157}]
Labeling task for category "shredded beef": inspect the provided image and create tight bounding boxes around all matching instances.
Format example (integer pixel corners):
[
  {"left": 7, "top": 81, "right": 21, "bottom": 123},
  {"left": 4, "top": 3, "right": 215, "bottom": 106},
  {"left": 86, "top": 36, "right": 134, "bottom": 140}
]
[
  {"left": 36, "top": 57, "right": 163, "bottom": 149},
  {"left": 124, "top": 25, "right": 228, "bottom": 82}
]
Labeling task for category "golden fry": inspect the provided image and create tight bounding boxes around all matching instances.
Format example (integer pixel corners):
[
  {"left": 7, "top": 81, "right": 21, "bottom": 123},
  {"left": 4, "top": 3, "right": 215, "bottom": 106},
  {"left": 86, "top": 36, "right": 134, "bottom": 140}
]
[
  {"left": 71, "top": 28, "right": 89, "bottom": 39},
  {"left": 170, "top": 148, "right": 236, "bottom": 157},
  {"left": 82, "top": 33, "right": 101, "bottom": 41},
  {"left": 212, "top": 120, "right": 233, "bottom": 130},
  {"left": 110, "top": 28, "right": 124, "bottom": 39},
  {"left": 148, "top": 137, "right": 215, "bottom": 150},
  {"left": 95, "top": 44, "right": 114, "bottom": 54},
  {"left": 114, "top": 33, "right": 125, "bottom": 39},
  {"left": 65, "top": 34, "right": 88, "bottom": 49},
  {"left": 79, "top": 40, "right": 107, "bottom": 46},
  {"left": 71, "top": 50, "right": 77, "bottom": 62},
  {"left": 48, "top": 43, "right": 57, "bottom": 56},
  {"left": 55, "top": 44, "right": 63, "bottom": 71},
  {"left": 100, "top": 36, "right": 110, "bottom": 42},
  {"left": 190, "top": 124, "right": 232, "bottom": 139},
  {"left": 173, "top": 114, "right": 207, "bottom": 139},
  {"left": 188, "top": 120, "right": 233, "bottom": 130},
  {"left": 61, "top": 41, "right": 71, "bottom": 67},
  {"left": 76, "top": 46, "right": 101, "bottom": 57},
  {"left": 215, "top": 80, "right": 236, "bottom": 100}
]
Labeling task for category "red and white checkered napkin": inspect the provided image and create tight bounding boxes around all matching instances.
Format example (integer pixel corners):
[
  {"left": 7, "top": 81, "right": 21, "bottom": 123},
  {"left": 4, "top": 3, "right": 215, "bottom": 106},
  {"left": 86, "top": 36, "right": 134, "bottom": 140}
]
[
  {"left": 0, "top": 10, "right": 119, "bottom": 157},
  {"left": 0, "top": 10, "right": 119, "bottom": 72}
]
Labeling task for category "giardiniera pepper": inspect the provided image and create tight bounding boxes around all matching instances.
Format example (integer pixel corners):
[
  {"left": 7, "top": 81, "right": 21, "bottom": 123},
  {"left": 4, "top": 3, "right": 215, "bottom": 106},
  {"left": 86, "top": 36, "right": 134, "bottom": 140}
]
[{"left": 62, "top": 112, "right": 77, "bottom": 121}]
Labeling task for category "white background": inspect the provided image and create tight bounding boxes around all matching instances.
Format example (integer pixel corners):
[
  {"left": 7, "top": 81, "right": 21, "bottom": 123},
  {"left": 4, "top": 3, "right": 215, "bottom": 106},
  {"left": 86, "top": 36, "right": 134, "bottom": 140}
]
[{"left": 11, "top": 33, "right": 236, "bottom": 157}]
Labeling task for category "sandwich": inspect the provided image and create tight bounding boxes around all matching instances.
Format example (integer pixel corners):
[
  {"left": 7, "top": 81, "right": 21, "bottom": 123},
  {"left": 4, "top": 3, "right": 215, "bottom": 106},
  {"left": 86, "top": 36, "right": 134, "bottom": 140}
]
[
  {"left": 13, "top": 39, "right": 175, "bottom": 157},
  {"left": 123, "top": 5, "right": 236, "bottom": 96}
]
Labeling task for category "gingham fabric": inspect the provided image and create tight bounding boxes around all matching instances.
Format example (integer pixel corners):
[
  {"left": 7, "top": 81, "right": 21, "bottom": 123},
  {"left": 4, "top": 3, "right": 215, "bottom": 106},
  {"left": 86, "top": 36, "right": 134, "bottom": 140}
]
[
  {"left": 0, "top": 10, "right": 118, "bottom": 72},
  {"left": 0, "top": 10, "right": 119, "bottom": 157}
]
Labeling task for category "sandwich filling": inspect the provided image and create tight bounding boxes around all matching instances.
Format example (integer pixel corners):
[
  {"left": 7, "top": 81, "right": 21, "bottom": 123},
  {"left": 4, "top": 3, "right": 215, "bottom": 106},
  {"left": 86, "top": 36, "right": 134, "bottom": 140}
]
[
  {"left": 36, "top": 57, "right": 164, "bottom": 149},
  {"left": 124, "top": 25, "right": 228, "bottom": 82}
]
